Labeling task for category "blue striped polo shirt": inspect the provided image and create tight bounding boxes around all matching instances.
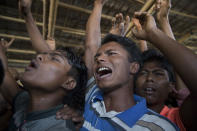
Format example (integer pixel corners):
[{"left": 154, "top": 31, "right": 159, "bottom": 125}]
[{"left": 81, "top": 78, "right": 179, "bottom": 131}]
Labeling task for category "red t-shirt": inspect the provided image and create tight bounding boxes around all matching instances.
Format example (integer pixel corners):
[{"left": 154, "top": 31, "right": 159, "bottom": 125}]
[{"left": 160, "top": 106, "right": 186, "bottom": 131}]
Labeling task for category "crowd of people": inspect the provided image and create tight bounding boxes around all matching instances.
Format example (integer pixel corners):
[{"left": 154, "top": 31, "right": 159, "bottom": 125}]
[{"left": 0, "top": 0, "right": 196, "bottom": 131}]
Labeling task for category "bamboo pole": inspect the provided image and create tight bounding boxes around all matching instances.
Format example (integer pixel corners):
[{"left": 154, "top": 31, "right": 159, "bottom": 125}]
[
  {"left": 58, "top": 2, "right": 113, "bottom": 20},
  {"left": 42, "top": 0, "right": 47, "bottom": 38},
  {"left": 0, "top": 33, "right": 83, "bottom": 49},
  {"left": 126, "top": 0, "right": 156, "bottom": 37},
  {"left": 8, "top": 59, "right": 30, "bottom": 64},
  {"left": 7, "top": 49, "right": 36, "bottom": 54}
]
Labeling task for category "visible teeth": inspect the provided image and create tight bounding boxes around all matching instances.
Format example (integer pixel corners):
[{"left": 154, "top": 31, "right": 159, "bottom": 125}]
[
  {"left": 98, "top": 67, "right": 109, "bottom": 72},
  {"left": 146, "top": 88, "right": 153, "bottom": 91}
]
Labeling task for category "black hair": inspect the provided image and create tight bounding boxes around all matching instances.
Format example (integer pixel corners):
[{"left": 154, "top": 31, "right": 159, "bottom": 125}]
[
  {"left": 57, "top": 47, "right": 88, "bottom": 112},
  {"left": 0, "top": 59, "right": 4, "bottom": 85},
  {"left": 101, "top": 34, "right": 142, "bottom": 66},
  {"left": 141, "top": 49, "right": 175, "bottom": 82}
]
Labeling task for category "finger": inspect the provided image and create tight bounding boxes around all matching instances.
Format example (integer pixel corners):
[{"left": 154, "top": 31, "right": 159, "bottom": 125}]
[
  {"left": 72, "top": 116, "right": 84, "bottom": 122},
  {"left": 115, "top": 13, "right": 122, "bottom": 24},
  {"left": 125, "top": 15, "right": 130, "bottom": 27},
  {"left": 111, "top": 17, "right": 116, "bottom": 27},
  {"left": 7, "top": 38, "right": 15, "bottom": 47},
  {"left": 119, "top": 23, "right": 124, "bottom": 36},
  {"left": 132, "top": 18, "right": 142, "bottom": 30},
  {"left": 119, "top": 13, "right": 124, "bottom": 23}
]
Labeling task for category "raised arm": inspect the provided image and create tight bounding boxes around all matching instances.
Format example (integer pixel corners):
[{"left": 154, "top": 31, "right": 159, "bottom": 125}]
[
  {"left": 85, "top": 0, "right": 108, "bottom": 78},
  {"left": 132, "top": 18, "right": 148, "bottom": 52},
  {"left": 0, "top": 39, "right": 20, "bottom": 104},
  {"left": 155, "top": 0, "right": 188, "bottom": 98},
  {"left": 155, "top": 0, "right": 175, "bottom": 39},
  {"left": 132, "top": 12, "right": 197, "bottom": 129},
  {"left": 19, "top": 0, "right": 51, "bottom": 53}
]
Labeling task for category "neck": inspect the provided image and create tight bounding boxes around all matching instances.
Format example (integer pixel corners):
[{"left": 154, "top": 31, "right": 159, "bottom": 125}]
[
  {"left": 27, "top": 90, "right": 63, "bottom": 113},
  {"left": 148, "top": 103, "right": 165, "bottom": 113},
  {"left": 103, "top": 82, "right": 136, "bottom": 112}
]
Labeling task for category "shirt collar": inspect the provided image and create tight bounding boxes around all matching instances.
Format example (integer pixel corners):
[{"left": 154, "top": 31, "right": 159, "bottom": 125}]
[
  {"left": 116, "top": 95, "right": 148, "bottom": 127},
  {"left": 91, "top": 92, "right": 148, "bottom": 127}
]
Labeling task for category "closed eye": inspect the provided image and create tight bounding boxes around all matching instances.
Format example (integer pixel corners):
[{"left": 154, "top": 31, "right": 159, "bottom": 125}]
[
  {"left": 154, "top": 72, "right": 165, "bottom": 76},
  {"left": 51, "top": 56, "right": 61, "bottom": 62},
  {"left": 107, "top": 51, "right": 117, "bottom": 56},
  {"left": 139, "top": 71, "right": 148, "bottom": 76}
]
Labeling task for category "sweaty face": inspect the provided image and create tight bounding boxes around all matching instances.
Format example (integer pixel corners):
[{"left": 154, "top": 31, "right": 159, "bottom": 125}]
[
  {"left": 21, "top": 51, "right": 71, "bottom": 92},
  {"left": 93, "top": 42, "right": 133, "bottom": 92},
  {"left": 135, "top": 61, "right": 172, "bottom": 106}
]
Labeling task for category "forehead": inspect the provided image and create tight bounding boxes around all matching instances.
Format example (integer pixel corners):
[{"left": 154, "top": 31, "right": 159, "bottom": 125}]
[
  {"left": 48, "top": 50, "right": 67, "bottom": 58},
  {"left": 97, "top": 41, "right": 127, "bottom": 53},
  {"left": 142, "top": 61, "right": 166, "bottom": 71},
  {"left": 46, "top": 50, "right": 70, "bottom": 66}
]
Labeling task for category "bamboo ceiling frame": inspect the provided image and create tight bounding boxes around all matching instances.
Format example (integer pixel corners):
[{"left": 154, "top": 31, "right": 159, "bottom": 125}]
[{"left": 0, "top": 0, "right": 196, "bottom": 67}]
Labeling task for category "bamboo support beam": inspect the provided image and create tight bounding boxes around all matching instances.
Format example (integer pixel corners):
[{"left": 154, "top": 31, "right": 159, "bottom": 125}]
[
  {"left": 7, "top": 49, "right": 36, "bottom": 54},
  {"left": 126, "top": 0, "right": 156, "bottom": 37},
  {"left": 8, "top": 59, "right": 30, "bottom": 64},
  {"left": 0, "top": 33, "right": 83, "bottom": 49},
  {"left": 58, "top": 2, "right": 113, "bottom": 20},
  {"left": 170, "top": 10, "right": 197, "bottom": 19},
  {"left": 0, "top": 33, "right": 30, "bottom": 41},
  {"left": 42, "top": 0, "right": 47, "bottom": 39},
  {"left": 0, "top": 15, "right": 88, "bottom": 37},
  {"left": 0, "top": 15, "right": 43, "bottom": 26},
  {"left": 128, "top": 0, "right": 145, "bottom": 4},
  {"left": 128, "top": 0, "right": 197, "bottom": 19},
  {"left": 58, "top": 26, "right": 106, "bottom": 37},
  {"left": 48, "top": 0, "right": 58, "bottom": 38},
  {"left": 186, "top": 46, "right": 197, "bottom": 50},
  {"left": 178, "top": 28, "right": 197, "bottom": 43}
]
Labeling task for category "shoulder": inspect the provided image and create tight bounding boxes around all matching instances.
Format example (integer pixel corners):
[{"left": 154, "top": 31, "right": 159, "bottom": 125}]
[
  {"left": 13, "top": 91, "right": 29, "bottom": 112},
  {"left": 135, "top": 109, "right": 180, "bottom": 131},
  {"left": 35, "top": 115, "right": 76, "bottom": 131}
]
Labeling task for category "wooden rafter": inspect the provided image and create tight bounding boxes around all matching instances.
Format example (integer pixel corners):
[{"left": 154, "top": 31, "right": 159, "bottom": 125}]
[
  {"left": 58, "top": 2, "right": 113, "bottom": 20},
  {"left": 178, "top": 28, "right": 197, "bottom": 43},
  {"left": 48, "top": 0, "right": 59, "bottom": 38},
  {"left": 42, "top": 0, "right": 47, "bottom": 39},
  {"left": 0, "top": 33, "right": 84, "bottom": 49},
  {"left": 126, "top": 0, "right": 156, "bottom": 37}
]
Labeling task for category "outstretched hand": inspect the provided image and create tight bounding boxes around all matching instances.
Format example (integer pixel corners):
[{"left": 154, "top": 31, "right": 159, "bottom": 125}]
[
  {"left": 132, "top": 12, "right": 158, "bottom": 40},
  {"left": 109, "top": 13, "right": 130, "bottom": 36},
  {"left": 56, "top": 105, "right": 84, "bottom": 130},
  {"left": 18, "top": 0, "right": 32, "bottom": 16},
  {"left": 155, "top": 0, "right": 171, "bottom": 21},
  {"left": 0, "top": 38, "right": 15, "bottom": 52}
]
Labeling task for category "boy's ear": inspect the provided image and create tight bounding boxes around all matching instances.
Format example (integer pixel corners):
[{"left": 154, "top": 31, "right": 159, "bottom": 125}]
[
  {"left": 130, "top": 62, "right": 140, "bottom": 75},
  {"left": 62, "top": 77, "right": 76, "bottom": 90}
]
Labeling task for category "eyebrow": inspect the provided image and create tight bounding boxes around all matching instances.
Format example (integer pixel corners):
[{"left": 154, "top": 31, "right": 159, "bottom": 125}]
[
  {"left": 95, "top": 49, "right": 117, "bottom": 57},
  {"left": 50, "top": 52, "right": 66, "bottom": 60},
  {"left": 141, "top": 68, "right": 165, "bottom": 72}
]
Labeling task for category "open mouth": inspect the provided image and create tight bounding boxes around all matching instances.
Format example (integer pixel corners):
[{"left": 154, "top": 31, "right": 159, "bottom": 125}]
[
  {"left": 144, "top": 87, "right": 156, "bottom": 95},
  {"left": 96, "top": 66, "right": 112, "bottom": 79},
  {"left": 25, "top": 60, "right": 38, "bottom": 71}
]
